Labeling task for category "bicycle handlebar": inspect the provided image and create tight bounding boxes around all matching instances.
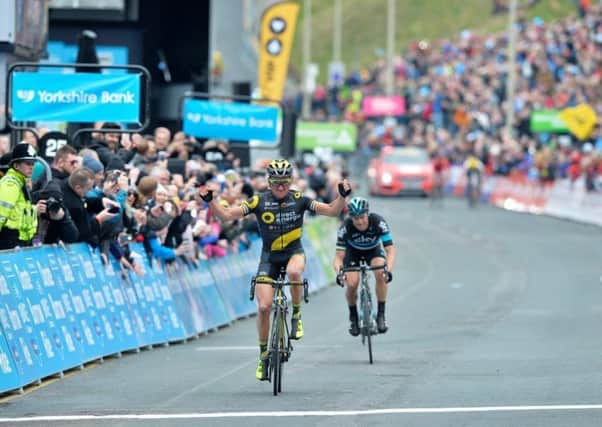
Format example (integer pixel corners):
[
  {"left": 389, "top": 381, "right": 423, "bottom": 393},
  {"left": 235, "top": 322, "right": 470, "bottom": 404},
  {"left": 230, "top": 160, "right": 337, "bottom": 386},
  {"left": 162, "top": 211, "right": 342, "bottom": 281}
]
[
  {"left": 249, "top": 277, "right": 309, "bottom": 303},
  {"left": 339, "top": 264, "right": 387, "bottom": 273}
]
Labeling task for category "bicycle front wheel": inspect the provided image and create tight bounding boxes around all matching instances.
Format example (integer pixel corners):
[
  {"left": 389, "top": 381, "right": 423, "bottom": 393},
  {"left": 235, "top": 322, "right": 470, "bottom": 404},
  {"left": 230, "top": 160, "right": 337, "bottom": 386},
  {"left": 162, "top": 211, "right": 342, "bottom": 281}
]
[
  {"left": 271, "top": 310, "right": 282, "bottom": 396},
  {"left": 361, "top": 286, "right": 374, "bottom": 364}
]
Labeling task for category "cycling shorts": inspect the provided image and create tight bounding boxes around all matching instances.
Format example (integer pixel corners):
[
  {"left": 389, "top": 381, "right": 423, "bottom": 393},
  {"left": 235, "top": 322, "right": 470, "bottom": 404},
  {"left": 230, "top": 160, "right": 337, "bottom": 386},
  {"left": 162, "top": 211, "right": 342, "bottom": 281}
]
[
  {"left": 343, "top": 246, "right": 386, "bottom": 267},
  {"left": 256, "top": 248, "right": 305, "bottom": 281}
]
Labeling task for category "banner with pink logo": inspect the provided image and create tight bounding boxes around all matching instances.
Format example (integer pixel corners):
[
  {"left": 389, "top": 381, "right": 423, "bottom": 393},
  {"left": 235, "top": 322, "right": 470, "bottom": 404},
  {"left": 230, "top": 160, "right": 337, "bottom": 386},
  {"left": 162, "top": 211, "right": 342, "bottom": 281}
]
[{"left": 361, "top": 96, "right": 406, "bottom": 117}]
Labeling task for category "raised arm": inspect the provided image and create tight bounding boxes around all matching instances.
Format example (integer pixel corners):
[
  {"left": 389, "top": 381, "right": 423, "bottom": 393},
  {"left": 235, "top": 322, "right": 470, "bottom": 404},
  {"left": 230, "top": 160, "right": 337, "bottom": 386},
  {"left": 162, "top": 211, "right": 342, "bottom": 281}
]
[
  {"left": 313, "top": 179, "right": 352, "bottom": 217},
  {"left": 199, "top": 189, "right": 245, "bottom": 221}
]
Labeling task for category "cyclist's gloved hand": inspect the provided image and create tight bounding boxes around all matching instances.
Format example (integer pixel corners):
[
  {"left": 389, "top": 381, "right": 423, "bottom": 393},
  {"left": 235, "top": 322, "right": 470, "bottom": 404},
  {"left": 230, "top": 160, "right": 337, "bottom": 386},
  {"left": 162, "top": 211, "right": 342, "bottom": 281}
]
[
  {"left": 337, "top": 181, "right": 352, "bottom": 197},
  {"left": 335, "top": 272, "right": 345, "bottom": 287},
  {"left": 199, "top": 190, "right": 213, "bottom": 203},
  {"left": 384, "top": 271, "right": 393, "bottom": 283}
]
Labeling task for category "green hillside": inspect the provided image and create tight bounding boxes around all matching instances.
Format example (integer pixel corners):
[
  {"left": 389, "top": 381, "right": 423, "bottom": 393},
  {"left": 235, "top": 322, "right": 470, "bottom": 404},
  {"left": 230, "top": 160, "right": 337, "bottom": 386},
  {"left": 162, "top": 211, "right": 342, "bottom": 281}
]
[{"left": 289, "top": 0, "right": 575, "bottom": 84}]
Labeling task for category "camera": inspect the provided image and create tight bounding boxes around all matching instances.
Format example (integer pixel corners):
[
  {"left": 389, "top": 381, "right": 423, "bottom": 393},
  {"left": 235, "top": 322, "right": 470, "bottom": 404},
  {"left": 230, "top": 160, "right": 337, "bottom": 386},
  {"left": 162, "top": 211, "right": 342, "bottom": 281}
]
[
  {"left": 47, "top": 197, "right": 63, "bottom": 215},
  {"left": 118, "top": 233, "right": 133, "bottom": 246}
]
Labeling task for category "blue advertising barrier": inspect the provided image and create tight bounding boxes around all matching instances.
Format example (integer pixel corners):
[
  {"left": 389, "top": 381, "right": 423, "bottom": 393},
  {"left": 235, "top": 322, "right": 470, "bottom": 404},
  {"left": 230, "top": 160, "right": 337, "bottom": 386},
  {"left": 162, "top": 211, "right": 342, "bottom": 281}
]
[
  {"left": 0, "top": 219, "right": 338, "bottom": 394},
  {"left": 62, "top": 245, "right": 114, "bottom": 362},
  {"left": 85, "top": 246, "right": 139, "bottom": 354},
  {"left": 0, "top": 322, "right": 20, "bottom": 393},
  {"left": 35, "top": 247, "right": 88, "bottom": 371},
  {"left": 193, "top": 260, "right": 232, "bottom": 331},
  {"left": 11, "top": 72, "right": 141, "bottom": 123},
  {"left": 183, "top": 99, "right": 279, "bottom": 143},
  {"left": 209, "top": 255, "right": 255, "bottom": 320},
  {"left": 166, "top": 260, "right": 209, "bottom": 337},
  {"left": 0, "top": 252, "right": 46, "bottom": 389}
]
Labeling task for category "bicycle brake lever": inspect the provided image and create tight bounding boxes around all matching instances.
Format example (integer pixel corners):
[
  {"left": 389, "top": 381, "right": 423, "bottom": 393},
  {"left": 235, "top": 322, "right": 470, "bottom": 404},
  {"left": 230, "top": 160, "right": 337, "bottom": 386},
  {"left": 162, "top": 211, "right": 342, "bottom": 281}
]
[
  {"left": 249, "top": 278, "right": 256, "bottom": 301},
  {"left": 303, "top": 279, "right": 309, "bottom": 303}
]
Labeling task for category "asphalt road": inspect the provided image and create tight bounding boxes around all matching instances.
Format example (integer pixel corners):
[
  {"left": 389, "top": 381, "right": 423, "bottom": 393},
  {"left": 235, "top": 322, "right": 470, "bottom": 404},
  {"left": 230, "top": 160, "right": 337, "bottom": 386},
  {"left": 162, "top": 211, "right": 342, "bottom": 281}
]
[{"left": 2, "top": 197, "right": 602, "bottom": 426}]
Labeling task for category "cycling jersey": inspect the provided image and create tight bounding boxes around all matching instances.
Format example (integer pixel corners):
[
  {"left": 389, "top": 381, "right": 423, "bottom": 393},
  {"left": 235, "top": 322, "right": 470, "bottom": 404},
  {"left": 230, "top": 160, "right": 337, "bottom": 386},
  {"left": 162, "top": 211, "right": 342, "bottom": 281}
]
[
  {"left": 464, "top": 157, "right": 483, "bottom": 171},
  {"left": 241, "top": 190, "right": 317, "bottom": 253},
  {"left": 336, "top": 213, "right": 393, "bottom": 252}
]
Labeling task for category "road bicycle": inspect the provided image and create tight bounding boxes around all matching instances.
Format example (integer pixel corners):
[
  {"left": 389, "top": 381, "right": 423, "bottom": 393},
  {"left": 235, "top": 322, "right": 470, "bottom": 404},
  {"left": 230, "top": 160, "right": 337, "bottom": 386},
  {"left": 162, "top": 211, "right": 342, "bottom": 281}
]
[
  {"left": 339, "top": 262, "right": 387, "bottom": 364},
  {"left": 250, "top": 270, "right": 308, "bottom": 395},
  {"left": 466, "top": 171, "right": 481, "bottom": 208}
]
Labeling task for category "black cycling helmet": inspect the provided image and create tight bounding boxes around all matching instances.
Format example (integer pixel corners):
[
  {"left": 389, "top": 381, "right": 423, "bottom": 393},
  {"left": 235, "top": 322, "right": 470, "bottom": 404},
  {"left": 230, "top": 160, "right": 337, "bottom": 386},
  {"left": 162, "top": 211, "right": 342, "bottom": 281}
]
[
  {"left": 347, "top": 197, "right": 369, "bottom": 217},
  {"left": 267, "top": 159, "right": 293, "bottom": 179}
]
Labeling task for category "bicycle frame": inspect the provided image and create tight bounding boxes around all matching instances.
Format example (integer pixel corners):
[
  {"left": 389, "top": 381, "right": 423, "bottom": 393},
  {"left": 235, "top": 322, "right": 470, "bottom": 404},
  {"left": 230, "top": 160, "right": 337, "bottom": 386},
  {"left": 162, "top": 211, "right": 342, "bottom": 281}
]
[
  {"left": 340, "top": 262, "right": 386, "bottom": 364},
  {"left": 250, "top": 273, "right": 309, "bottom": 395}
]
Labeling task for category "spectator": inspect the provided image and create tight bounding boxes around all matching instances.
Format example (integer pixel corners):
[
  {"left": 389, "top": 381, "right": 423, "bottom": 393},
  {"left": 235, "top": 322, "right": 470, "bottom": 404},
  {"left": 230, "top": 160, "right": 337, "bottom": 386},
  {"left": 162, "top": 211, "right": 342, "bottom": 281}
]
[
  {"left": 0, "top": 134, "right": 10, "bottom": 155},
  {"left": 60, "top": 167, "right": 117, "bottom": 246},
  {"left": 83, "top": 156, "right": 105, "bottom": 190},
  {"left": 88, "top": 122, "right": 134, "bottom": 171},
  {"left": 0, "top": 152, "right": 11, "bottom": 178},
  {"left": 32, "top": 144, "right": 80, "bottom": 198}
]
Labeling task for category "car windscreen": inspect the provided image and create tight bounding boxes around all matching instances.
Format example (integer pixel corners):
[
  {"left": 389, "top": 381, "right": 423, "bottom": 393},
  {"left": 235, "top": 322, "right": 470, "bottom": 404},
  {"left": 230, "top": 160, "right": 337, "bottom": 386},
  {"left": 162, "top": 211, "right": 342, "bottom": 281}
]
[{"left": 383, "top": 150, "right": 429, "bottom": 165}]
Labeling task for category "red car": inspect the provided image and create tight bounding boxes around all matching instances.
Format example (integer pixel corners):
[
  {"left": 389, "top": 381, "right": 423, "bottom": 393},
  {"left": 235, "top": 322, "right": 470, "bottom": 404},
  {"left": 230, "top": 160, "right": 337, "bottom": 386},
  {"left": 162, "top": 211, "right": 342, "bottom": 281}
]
[{"left": 367, "top": 146, "right": 434, "bottom": 196}]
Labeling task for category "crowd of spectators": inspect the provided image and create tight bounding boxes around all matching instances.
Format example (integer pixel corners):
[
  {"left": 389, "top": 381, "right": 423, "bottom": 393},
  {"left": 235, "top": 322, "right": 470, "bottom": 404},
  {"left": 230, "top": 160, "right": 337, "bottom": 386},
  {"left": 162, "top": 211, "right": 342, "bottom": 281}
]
[
  {"left": 0, "top": 124, "right": 345, "bottom": 275},
  {"left": 295, "top": 1, "right": 602, "bottom": 191}
]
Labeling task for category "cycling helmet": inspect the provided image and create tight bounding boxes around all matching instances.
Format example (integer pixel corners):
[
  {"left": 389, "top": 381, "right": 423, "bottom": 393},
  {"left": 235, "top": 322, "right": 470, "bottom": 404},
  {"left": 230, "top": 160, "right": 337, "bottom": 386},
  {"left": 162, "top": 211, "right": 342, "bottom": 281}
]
[
  {"left": 347, "top": 197, "right": 369, "bottom": 217},
  {"left": 267, "top": 159, "right": 293, "bottom": 178}
]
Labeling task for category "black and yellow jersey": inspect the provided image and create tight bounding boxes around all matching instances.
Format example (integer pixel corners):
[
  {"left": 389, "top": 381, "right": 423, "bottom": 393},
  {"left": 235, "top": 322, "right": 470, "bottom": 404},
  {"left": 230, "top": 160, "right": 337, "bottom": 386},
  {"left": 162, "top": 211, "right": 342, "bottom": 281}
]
[{"left": 241, "top": 190, "right": 317, "bottom": 252}]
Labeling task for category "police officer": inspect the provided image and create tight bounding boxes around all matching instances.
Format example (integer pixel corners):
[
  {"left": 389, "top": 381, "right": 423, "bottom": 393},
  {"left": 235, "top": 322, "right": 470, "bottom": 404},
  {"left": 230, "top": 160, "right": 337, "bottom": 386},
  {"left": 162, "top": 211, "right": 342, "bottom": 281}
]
[{"left": 0, "top": 143, "right": 42, "bottom": 250}]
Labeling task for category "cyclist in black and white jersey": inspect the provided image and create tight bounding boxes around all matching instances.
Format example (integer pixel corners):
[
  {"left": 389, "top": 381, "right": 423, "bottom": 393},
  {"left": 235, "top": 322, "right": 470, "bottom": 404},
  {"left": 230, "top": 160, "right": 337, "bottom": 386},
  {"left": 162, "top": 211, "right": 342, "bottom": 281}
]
[
  {"left": 200, "top": 159, "right": 352, "bottom": 381},
  {"left": 333, "top": 197, "right": 396, "bottom": 336}
]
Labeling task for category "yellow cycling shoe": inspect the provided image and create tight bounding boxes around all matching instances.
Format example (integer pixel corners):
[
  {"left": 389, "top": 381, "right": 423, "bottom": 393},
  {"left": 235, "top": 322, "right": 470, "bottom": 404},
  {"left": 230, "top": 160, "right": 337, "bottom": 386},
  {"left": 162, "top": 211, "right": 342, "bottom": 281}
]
[
  {"left": 290, "top": 317, "right": 304, "bottom": 340},
  {"left": 256, "top": 355, "right": 269, "bottom": 381}
]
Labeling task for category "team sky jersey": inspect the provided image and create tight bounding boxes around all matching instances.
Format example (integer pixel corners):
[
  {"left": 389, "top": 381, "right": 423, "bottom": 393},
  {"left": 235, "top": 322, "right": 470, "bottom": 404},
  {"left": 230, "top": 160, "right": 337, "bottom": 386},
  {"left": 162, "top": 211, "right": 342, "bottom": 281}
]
[
  {"left": 336, "top": 213, "right": 393, "bottom": 251},
  {"left": 241, "top": 190, "right": 317, "bottom": 252}
]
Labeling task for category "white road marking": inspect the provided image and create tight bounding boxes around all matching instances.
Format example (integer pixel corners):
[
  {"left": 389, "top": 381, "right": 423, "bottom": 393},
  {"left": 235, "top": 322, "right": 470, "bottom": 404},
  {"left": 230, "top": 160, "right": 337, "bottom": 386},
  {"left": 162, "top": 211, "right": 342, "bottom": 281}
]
[
  {"left": 195, "top": 346, "right": 257, "bottom": 351},
  {"left": 3, "top": 404, "right": 602, "bottom": 422},
  {"left": 194, "top": 345, "right": 343, "bottom": 351}
]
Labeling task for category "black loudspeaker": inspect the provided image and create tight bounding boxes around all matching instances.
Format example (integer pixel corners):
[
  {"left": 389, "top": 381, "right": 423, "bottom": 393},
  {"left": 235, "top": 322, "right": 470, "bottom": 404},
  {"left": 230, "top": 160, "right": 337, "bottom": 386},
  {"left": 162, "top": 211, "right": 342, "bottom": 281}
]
[
  {"left": 230, "top": 82, "right": 252, "bottom": 168},
  {"left": 75, "top": 30, "right": 100, "bottom": 72},
  {"left": 69, "top": 30, "right": 101, "bottom": 148},
  {"left": 280, "top": 110, "right": 297, "bottom": 159}
]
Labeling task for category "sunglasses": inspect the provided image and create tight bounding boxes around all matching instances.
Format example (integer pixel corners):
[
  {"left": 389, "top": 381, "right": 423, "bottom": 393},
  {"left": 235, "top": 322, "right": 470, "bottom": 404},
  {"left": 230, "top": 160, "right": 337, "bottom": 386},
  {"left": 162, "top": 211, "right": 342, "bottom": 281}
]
[
  {"left": 350, "top": 212, "right": 368, "bottom": 219},
  {"left": 269, "top": 178, "right": 292, "bottom": 187}
]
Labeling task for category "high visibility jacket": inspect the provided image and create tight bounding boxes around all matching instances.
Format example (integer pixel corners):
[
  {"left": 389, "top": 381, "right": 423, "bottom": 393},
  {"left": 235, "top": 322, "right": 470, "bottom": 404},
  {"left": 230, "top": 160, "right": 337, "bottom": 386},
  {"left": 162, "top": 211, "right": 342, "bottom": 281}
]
[{"left": 0, "top": 168, "right": 38, "bottom": 248}]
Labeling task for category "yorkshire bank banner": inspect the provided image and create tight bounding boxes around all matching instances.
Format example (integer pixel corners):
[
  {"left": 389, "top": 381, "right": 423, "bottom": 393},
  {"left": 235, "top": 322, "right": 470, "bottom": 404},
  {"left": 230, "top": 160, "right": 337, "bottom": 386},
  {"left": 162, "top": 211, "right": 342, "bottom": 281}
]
[
  {"left": 11, "top": 72, "right": 141, "bottom": 123},
  {"left": 258, "top": 1, "right": 299, "bottom": 101}
]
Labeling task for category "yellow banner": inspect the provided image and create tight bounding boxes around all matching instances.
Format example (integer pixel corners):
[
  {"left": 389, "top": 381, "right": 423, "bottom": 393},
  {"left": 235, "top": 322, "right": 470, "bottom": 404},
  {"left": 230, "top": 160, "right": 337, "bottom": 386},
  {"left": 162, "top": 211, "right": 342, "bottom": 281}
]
[
  {"left": 559, "top": 104, "right": 598, "bottom": 141},
  {"left": 258, "top": 1, "right": 299, "bottom": 101}
]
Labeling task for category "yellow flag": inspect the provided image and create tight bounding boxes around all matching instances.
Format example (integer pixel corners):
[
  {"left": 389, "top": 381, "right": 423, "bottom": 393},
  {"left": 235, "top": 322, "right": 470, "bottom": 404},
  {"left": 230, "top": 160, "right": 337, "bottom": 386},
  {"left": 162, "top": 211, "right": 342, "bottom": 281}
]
[
  {"left": 559, "top": 104, "right": 598, "bottom": 141},
  {"left": 258, "top": 1, "right": 299, "bottom": 101}
]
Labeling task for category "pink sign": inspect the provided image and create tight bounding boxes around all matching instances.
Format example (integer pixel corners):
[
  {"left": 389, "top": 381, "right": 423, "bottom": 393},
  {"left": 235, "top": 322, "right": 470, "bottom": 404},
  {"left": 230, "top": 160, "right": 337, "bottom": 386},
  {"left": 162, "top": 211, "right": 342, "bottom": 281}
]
[{"left": 361, "top": 96, "right": 406, "bottom": 117}]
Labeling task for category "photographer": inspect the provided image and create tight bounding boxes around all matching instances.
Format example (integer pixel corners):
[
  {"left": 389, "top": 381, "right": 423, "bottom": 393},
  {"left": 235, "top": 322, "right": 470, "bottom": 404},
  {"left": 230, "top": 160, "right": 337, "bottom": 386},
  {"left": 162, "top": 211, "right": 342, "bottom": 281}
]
[
  {"left": 60, "top": 167, "right": 118, "bottom": 246},
  {"left": 36, "top": 185, "right": 79, "bottom": 244},
  {"left": 87, "top": 170, "right": 127, "bottom": 262}
]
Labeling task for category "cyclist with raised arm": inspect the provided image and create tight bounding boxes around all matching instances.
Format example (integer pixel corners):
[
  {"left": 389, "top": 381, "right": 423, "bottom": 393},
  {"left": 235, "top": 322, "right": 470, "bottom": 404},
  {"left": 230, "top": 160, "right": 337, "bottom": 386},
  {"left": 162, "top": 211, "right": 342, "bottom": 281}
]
[
  {"left": 333, "top": 197, "right": 395, "bottom": 336},
  {"left": 200, "top": 159, "right": 352, "bottom": 381}
]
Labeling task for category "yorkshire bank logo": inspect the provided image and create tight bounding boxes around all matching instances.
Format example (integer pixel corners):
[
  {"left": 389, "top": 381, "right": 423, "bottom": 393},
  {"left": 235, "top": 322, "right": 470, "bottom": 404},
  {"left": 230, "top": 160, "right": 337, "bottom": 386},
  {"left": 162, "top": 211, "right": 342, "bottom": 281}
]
[
  {"left": 16, "top": 90, "right": 35, "bottom": 103},
  {"left": 16, "top": 89, "right": 136, "bottom": 105}
]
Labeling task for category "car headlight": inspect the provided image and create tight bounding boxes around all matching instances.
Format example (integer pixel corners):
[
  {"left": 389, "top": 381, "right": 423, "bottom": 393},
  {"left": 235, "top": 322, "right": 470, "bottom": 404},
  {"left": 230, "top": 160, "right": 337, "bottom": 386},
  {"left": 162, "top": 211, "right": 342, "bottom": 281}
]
[{"left": 381, "top": 172, "right": 393, "bottom": 185}]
